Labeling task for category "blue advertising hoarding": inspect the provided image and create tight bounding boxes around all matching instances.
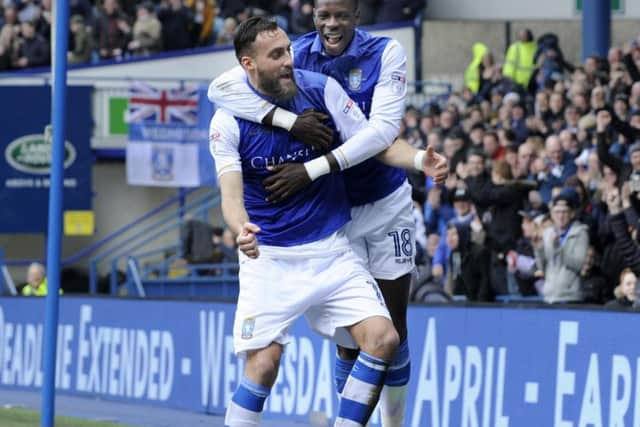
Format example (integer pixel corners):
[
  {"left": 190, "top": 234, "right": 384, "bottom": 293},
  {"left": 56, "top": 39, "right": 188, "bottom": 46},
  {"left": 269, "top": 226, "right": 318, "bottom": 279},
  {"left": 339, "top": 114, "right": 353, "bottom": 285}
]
[
  {"left": 0, "top": 297, "right": 638, "bottom": 426},
  {"left": 0, "top": 86, "right": 93, "bottom": 233}
]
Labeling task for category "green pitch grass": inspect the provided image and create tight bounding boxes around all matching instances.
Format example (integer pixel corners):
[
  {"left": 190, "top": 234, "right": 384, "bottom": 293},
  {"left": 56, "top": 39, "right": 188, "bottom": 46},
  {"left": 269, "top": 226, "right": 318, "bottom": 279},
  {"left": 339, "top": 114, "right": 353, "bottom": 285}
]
[{"left": 0, "top": 407, "right": 137, "bottom": 427}]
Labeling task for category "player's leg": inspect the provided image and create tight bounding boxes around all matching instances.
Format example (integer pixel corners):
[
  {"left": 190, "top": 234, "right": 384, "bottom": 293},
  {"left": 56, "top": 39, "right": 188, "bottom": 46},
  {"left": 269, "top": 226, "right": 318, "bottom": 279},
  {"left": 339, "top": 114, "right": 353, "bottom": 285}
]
[
  {"left": 335, "top": 220, "right": 370, "bottom": 397},
  {"left": 365, "top": 183, "right": 416, "bottom": 427},
  {"left": 336, "top": 315, "right": 399, "bottom": 427},
  {"left": 226, "top": 254, "right": 303, "bottom": 426},
  {"left": 376, "top": 275, "right": 411, "bottom": 427},
  {"left": 225, "top": 343, "right": 283, "bottom": 427},
  {"left": 307, "top": 247, "right": 398, "bottom": 427}
]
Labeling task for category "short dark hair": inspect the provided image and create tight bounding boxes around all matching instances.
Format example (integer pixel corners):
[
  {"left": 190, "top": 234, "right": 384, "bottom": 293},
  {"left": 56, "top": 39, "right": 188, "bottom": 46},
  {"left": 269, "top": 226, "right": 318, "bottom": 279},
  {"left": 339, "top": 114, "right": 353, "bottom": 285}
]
[
  {"left": 234, "top": 16, "right": 278, "bottom": 61},
  {"left": 315, "top": 0, "right": 359, "bottom": 10}
]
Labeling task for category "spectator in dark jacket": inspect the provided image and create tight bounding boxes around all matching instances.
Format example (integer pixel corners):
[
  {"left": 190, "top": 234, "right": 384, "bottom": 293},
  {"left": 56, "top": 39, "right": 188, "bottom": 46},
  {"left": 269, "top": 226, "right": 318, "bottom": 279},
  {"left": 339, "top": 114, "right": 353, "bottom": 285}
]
[
  {"left": 445, "top": 222, "right": 493, "bottom": 301},
  {"left": 13, "top": 20, "right": 49, "bottom": 68},
  {"left": 596, "top": 109, "right": 640, "bottom": 186},
  {"left": 95, "top": 0, "right": 131, "bottom": 59},
  {"left": 605, "top": 185, "right": 640, "bottom": 305},
  {"left": 538, "top": 135, "right": 578, "bottom": 203},
  {"left": 466, "top": 159, "right": 529, "bottom": 294},
  {"left": 158, "top": 0, "right": 194, "bottom": 51}
]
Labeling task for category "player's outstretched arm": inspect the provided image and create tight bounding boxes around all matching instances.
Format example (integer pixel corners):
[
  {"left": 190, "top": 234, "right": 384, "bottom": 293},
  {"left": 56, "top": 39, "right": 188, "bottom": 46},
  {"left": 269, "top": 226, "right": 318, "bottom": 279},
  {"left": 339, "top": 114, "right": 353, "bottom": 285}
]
[
  {"left": 208, "top": 66, "right": 333, "bottom": 150},
  {"left": 377, "top": 139, "right": 449, "bottom": 184}
]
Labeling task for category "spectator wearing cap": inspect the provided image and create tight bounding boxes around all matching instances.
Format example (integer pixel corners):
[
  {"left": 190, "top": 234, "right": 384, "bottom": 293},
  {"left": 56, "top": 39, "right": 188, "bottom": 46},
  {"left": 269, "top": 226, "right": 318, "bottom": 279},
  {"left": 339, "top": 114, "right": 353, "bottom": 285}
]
[
  {"left": 128, "top": 2, "right": 162, "bottom": 56},
  {"left": 444, "top": 222, "right": 493, "bottom": 302},
  {"left": 508, "top": 209, "right": 544, "bottom": 295},
  {"left": 613, "top": 94, "right": 630, "bottom": 122},
  {"left": 537, "top": 135, "right": 577, "bottom": 203},
  {"left": 534, "top": 188, "right": 589, "bottom": 303},
  {"left": 511, "top": 102, "right": 529, "bottom": 143},
  {"left": 68, "top": 14, "right": 92, "bottom": 64}
]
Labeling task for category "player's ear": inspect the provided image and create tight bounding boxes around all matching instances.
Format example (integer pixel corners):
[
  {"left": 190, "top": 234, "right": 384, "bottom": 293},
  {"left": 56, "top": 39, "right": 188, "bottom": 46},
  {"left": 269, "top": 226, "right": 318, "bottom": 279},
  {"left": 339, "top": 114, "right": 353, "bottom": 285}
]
[{"left": 240, "top": 55, "right": 255, "bottom": 71}]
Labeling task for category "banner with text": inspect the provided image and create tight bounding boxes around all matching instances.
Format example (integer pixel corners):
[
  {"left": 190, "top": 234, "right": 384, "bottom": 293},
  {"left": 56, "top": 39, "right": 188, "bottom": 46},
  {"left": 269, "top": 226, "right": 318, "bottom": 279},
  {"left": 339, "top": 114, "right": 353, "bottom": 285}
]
[
  {"left": 125, "top": 82, "right": 216, "bottom": 187},
  {"left": 0, "top": 86, "right": 93, "bottom": 233},
  {"left": 0, "top": 298, "right": 638, "bottom": 426}
]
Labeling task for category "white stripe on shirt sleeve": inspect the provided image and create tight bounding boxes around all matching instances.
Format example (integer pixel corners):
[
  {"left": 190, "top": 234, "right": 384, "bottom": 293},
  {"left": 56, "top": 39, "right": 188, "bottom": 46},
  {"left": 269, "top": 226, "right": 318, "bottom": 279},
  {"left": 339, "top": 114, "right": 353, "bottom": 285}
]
[{"left": 209, "top": 109, "right": 242, "bottom": 178}]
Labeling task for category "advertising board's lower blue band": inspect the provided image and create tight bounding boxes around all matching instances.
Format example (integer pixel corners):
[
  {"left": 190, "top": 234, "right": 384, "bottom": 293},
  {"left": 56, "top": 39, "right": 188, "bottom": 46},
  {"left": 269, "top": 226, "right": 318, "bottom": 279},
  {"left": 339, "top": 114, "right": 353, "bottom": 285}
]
[{"left": 0, "top": 297, "right": 637, "bottom": 426}]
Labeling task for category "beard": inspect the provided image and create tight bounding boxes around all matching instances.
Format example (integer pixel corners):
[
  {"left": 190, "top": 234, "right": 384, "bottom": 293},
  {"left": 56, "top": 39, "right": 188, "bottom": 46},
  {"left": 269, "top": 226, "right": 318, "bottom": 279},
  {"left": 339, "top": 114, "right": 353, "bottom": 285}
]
[{"left": 257, "top": 67, "right": 297, "bottom": 101}]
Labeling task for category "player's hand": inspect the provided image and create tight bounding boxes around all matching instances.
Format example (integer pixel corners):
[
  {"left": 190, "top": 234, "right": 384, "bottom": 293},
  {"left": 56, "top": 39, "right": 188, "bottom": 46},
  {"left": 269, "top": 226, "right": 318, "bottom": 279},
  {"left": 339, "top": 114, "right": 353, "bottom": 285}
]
[
  {"left": 236, "top": 222, "right": 261, "bottom": 259},
  {"left": 423, "top": 146, "right": 448, "bottom": 184},
  {"left": 263, "top": 163, "right": 312, "bottom": 203},
  {"left": 290, "top": 110, "right": 333, "bottom": 152}
]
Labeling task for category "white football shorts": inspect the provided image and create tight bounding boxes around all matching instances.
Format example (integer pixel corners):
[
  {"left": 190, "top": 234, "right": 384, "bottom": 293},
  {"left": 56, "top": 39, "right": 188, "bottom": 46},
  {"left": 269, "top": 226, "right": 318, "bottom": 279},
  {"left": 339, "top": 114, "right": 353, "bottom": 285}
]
[
  {"left": 232, "top": 230, "right": 391, "bottom": 356},
  {"left": 345, "top": 180, "right": 416, "bottom": 280}
]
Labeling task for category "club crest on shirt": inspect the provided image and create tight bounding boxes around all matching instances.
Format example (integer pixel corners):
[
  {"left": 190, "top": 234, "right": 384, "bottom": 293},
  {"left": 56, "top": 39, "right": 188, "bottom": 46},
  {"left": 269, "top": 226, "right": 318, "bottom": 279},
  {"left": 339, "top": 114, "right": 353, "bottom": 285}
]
[
  {"left": 151, "top": 146, "right": 174, "bottom": 181},
  {"left": 241, "top": 317, "right": 255, "bottom": 339},
  {"left": 348, "top": 68, "right": 363, "bottom": 90}
]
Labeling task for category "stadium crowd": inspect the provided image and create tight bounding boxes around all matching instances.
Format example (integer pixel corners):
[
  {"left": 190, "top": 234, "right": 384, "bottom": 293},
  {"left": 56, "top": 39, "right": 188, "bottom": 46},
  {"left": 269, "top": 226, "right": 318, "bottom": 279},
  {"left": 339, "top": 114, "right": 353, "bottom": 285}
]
[
  {"left": 0, "top": 0, "right": 422, "bottom": 69},
  {"left": 3, "top": 0, "right": 640, "bottom": 309},
  {"left": 408, "top": 30, "right": 640, "bottom": 307}
]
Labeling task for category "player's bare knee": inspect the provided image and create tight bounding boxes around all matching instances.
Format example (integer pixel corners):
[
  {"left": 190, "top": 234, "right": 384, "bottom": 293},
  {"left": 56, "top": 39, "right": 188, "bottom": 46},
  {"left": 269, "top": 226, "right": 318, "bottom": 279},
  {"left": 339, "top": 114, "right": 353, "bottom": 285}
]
[
  {"left": 364, "top": 321, "right": 399, "bottom": 360},
  {"left": 246, "top": 349, "right": 281, "bottom": 385}
]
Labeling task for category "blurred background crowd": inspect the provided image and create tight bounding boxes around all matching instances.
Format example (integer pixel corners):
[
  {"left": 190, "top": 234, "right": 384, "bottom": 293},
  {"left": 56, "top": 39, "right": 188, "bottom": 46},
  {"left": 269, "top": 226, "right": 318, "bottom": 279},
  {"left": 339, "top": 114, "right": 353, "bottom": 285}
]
[
  {"left": 3, "top": 0, "right": 640, "bottom": 309},
  {"left": 0, "top": 0, "right": 423, "bottom": 69},
  {"left": 407, "top": 29, "right": 640, "bottom": 307}
]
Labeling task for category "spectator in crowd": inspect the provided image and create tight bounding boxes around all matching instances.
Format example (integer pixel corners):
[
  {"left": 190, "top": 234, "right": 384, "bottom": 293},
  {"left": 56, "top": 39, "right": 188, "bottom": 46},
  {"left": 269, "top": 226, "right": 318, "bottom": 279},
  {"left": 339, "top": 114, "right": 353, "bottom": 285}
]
[
  {"left": 508, "top": 209, "right": 542, "bottom": 296},
  {"left": 537, "top": 135, "right": 577, "bottom": 203},
  {"left": 13, "top": 20, "right": 49, "bottom": 68},
  {"left": 288, "top": 0, "right": 313, "bottom": 35},
  {"left": 158, "top": 0, "right": 193, "bottom": 51},
  {"left": 186, "top": 0, "right": 216, "bottom": 46},
  {"left": 68, "top": 14, "right": 92, "bottom": 64},
  {"left": 358, "top": 0, "right": 424, "bottom": 25},
  {"left": 95, "top": 0, "right": 131, "bottom": 60},
  {"left": 605, "top": 268, "right": 637, "bottom": 308},
  {"left": 21, "top": 262, "right": 48, "bottom": 296},
  {"left": 503, "top": 28, "right": 537, "bottom": 92},
  {"left": 128, "top": 2, "right": 162, "bottom": 56},
  {"left": 179, "top": 216, "right": 222, "bottom": 265},
  {"left": 0, "top": 5, "right": 20, "bottom": 70},
  {"left": 444, "top": 222, "right": 493, "bottom": 301},
  {"left": 534, "top": 189, "right": 589, "bottom": 303},
  {"left": 215, "top": 16, "right": 236, "bottom": 46}
]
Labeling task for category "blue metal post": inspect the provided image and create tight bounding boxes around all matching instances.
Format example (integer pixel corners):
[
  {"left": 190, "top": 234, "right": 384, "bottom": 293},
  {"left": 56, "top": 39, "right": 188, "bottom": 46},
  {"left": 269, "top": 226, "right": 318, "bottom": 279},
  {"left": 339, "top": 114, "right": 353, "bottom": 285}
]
[
  {"left": 582, "top": 0, "right": 611, "bottom": 62},
  {"left": 41, "top": 0, "right": 69, "bottom": 424}
]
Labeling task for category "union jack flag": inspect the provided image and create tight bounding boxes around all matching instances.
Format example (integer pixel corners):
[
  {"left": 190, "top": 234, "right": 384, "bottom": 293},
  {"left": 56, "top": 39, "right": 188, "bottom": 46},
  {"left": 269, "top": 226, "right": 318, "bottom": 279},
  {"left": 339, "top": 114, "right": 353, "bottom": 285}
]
[{"left": 126, "top": 81, "right": 199, "bottom": 125}]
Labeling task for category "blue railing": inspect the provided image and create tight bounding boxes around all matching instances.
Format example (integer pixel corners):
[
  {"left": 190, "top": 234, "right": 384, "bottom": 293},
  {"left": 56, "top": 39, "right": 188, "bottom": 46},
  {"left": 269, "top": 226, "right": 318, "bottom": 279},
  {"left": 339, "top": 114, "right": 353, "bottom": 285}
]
[{"left": 88, "top": 188, "right": 220, "bottom": 294}]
